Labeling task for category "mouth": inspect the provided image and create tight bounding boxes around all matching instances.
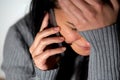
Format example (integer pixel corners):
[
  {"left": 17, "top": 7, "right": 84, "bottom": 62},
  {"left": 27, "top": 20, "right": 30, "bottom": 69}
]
[
  {"left": 76, "top": 43, "right": 91, "bottom": 50},
  {"left": 70, "top": 42, "right": 91, "bottom": 56},
  {"left": 73, "top": 38, "right": 91, "bottom": 50}
]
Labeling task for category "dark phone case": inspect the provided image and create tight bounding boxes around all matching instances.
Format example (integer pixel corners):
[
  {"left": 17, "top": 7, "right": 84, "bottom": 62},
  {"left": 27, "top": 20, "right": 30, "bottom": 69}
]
[
  {"left": 43, "top": 9, "right": 65, "bottom": 57},
  {"left": 49, "top": 9, "right": 63, "bottom": 47},
  {"left": 43, "top": 9, "right": 63, "bottom": 52}
]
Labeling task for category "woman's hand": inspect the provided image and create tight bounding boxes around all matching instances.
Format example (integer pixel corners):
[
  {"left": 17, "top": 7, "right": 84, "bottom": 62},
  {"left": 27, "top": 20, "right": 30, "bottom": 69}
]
[
  {"left": 29, "top": 14, "right": 66, "bottom": 70},
  {"left": 58, "top": 0, "right": 119, "bottom": 31}
]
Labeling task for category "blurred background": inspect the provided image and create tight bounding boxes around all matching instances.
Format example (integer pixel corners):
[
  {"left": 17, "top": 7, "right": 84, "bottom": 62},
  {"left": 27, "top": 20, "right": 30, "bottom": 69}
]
[{"left": 0, "top": 0, "right": 31, "bottom": 79}]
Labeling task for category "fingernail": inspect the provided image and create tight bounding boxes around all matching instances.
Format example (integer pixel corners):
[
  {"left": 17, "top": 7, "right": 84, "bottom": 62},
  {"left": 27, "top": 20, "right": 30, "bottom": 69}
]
[
  {"left": 62, "top": 47, "right": 66, "bottom": 51},
  {"left": 59, "top": 37, "right": 64, "bottom": 41},
  {"left": 54, "top": 27, "right": 60, "bottom": 31}
]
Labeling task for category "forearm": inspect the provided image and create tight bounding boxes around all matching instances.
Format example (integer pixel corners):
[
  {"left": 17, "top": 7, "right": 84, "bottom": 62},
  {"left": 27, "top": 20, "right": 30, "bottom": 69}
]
[{"left": 80, "top": 24, "right": 120, "bottom": 80}]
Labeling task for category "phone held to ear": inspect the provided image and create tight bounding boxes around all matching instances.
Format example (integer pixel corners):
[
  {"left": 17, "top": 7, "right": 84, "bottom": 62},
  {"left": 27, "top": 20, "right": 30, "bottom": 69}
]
[
  {"left": 49, "top": 9, "right": 63, "bottom": 47},
  {"left": 44, "top": 9, "right": 64, "bottom": 56}
]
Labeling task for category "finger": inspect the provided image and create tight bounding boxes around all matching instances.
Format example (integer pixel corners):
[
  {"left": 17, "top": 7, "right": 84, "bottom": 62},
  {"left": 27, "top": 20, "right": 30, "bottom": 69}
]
[
  {"left": 37, "top": 47, "right": 66, "bottom": 61},
  {"left": 31, "top": 37, "right": 64, "bottom": 58},
  {"left": 58, "top": 0, "right": 79, "bottom": 22},
  {"left": 85, "top": 0, "right": 103, "bottom": 8},
  {"left": 40, "top": 13, "right": 49, "bottom": 31},
  {"left": 110, "top": 0, "right": 119, "bottom": 11},
  {"left": 29, "top": 27, "right": 60, "bottom": 53},
  {"left": 71, "top": 0, "right": 94, "bottom": 23},
  {"left": 33, "top": 47, "right": 66, "bottom": 70},
  {"left": 71, "top": 0, "right": 93, "bottom": 14},
  {"left": 58, "top": 0, "right": 86, "bottom": 24}
]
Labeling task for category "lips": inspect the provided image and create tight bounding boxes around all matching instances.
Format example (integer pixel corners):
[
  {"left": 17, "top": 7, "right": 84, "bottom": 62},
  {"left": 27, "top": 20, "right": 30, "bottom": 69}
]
[
  {"left": 74, "top": 38, "right": 91, "bottom": 48},
  {"left": 75, "top": 43, "right": 91, "bottom": 50},
  {"left": 71, "top": 41, "right": 91, "bottom": 56}
]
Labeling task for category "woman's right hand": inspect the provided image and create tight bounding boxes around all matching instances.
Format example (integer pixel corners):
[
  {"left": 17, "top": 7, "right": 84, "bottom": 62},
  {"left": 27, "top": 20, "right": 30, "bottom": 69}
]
[{"left": 29, "top": 14, "right": 66, "bottom": 70}]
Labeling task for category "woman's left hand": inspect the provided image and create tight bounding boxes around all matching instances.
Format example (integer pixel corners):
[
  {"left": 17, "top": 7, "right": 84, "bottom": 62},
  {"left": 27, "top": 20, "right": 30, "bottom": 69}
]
[{"left": 58, "top": 0, "right": 119, "bottom": 31}]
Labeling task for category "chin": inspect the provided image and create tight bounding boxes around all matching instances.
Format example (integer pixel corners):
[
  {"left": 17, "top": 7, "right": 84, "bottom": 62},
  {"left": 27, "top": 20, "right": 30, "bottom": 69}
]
[{"left": 71, "top": 43, "right": 90, "bottom": 56}]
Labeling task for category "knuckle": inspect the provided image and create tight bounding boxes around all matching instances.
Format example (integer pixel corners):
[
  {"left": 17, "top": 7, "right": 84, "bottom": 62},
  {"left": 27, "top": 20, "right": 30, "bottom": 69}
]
[
  {"left": 40, "top": 51, "right": 50, "bottom": 60},
  {"left": 34, "top": 57, "right": 46, "bottom": 70},
  {"left": 51, "top": 27, "right": 58, "bottom": 33},
  {"left": 95, "top": 2, "right": 103, "bottom": 10},
  {"left": 36, "top": 32, "right": 41, "bottom": 38},
  {"left": 29, "top": 47, "right": 33, "bottom": 54},
  {"left": 40, "top": 38, "right": 46, "bottom": 45},
  {"left": 32, "top": 55, "right": 48, "bottom": 70},
  {"left": 31, "top": 52, "right": 36, "bottom": 58},
  {"left": 31, "top": 49, "right": 41, "bottom": 59}
]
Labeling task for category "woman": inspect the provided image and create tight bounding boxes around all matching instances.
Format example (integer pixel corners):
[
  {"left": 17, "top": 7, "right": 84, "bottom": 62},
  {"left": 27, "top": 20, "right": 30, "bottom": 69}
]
[{"left": 2, "top": 0, "right": 120, "bottom": 80}]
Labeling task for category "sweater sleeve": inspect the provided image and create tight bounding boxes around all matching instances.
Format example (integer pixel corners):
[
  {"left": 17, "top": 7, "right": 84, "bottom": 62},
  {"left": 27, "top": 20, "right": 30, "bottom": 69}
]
[
  {"left": 80, "top": 24, "right": 120, "bottom": 80},
  {"left": 1, "top": 24, "right": 58, "bottom": 80}
]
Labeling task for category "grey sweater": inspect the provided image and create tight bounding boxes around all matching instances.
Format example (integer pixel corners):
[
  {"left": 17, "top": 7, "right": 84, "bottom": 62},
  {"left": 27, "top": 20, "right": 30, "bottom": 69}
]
[{"left": 2, "top": 14, "right": 120, "bottom": 80}]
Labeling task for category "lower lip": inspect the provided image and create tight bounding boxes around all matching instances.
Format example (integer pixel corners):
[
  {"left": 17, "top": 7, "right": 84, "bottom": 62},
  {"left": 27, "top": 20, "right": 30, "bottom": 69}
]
[{"left": 76, "top": 43, "right": 91, "bottom": 50}]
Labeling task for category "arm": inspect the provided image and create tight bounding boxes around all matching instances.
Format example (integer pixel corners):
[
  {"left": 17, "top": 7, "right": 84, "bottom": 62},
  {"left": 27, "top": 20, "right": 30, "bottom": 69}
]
[
  {"left": 80, "top": 23, "right": 120, "bottom": 80},
  {"left": 58, "top": 0, "right": 120, "bottom": 79},
  {"left": 2, "top": 21, "right": 59, "bottom": 80},
  {"left": 58, "top": 0, "right": 119, "bottom": 56}
]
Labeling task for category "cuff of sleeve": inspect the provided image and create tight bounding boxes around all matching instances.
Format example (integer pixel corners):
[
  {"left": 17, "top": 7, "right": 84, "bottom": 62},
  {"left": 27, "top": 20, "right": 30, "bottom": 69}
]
[
  {"left": 79, "top": 23, "right": 120, "bottom": 80},
  {"left": 35, "top": 66, "right": 59, "bottom": 80},
  {"left": 79, "top": 23, "right": 119, "bottom": 48}
]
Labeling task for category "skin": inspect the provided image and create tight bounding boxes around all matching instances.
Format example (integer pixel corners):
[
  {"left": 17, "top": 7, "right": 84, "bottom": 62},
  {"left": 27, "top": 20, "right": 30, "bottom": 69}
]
[
  {"left": 55, "top": 9, "right": 91, "bottom": 55},
  {"left": 58, "top": 0, "right": 119, "bottom": 31},
  {"left": 29, "top": 0, "right": 119, "bottom": 70}
]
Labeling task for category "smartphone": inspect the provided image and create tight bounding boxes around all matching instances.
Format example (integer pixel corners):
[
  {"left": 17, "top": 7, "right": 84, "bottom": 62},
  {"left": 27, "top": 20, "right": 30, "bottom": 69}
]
[
  {"left": 43, "top": 8, "right": 65, "bottom": 57},
  {"left": 48, "top": 8, "right": 63, "bottom": 48}
]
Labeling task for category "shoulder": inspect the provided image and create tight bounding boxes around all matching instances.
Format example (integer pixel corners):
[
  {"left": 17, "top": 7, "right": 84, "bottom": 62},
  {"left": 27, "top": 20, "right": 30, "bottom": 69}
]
[
  {"left": 3, "top": 13, "right": 35, "bottom": 70},
  {"left": 2, "top": 14, "right": 36, "bottom": 78},
  {"left": 6, "top": 13, "right": 34, "bottom": 47}
]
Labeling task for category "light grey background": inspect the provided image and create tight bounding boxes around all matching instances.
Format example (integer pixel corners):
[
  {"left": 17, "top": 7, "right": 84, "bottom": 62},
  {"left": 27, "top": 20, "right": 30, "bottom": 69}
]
[{"left": 0, "top": 0, "right": 31, "bottom": 78}]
